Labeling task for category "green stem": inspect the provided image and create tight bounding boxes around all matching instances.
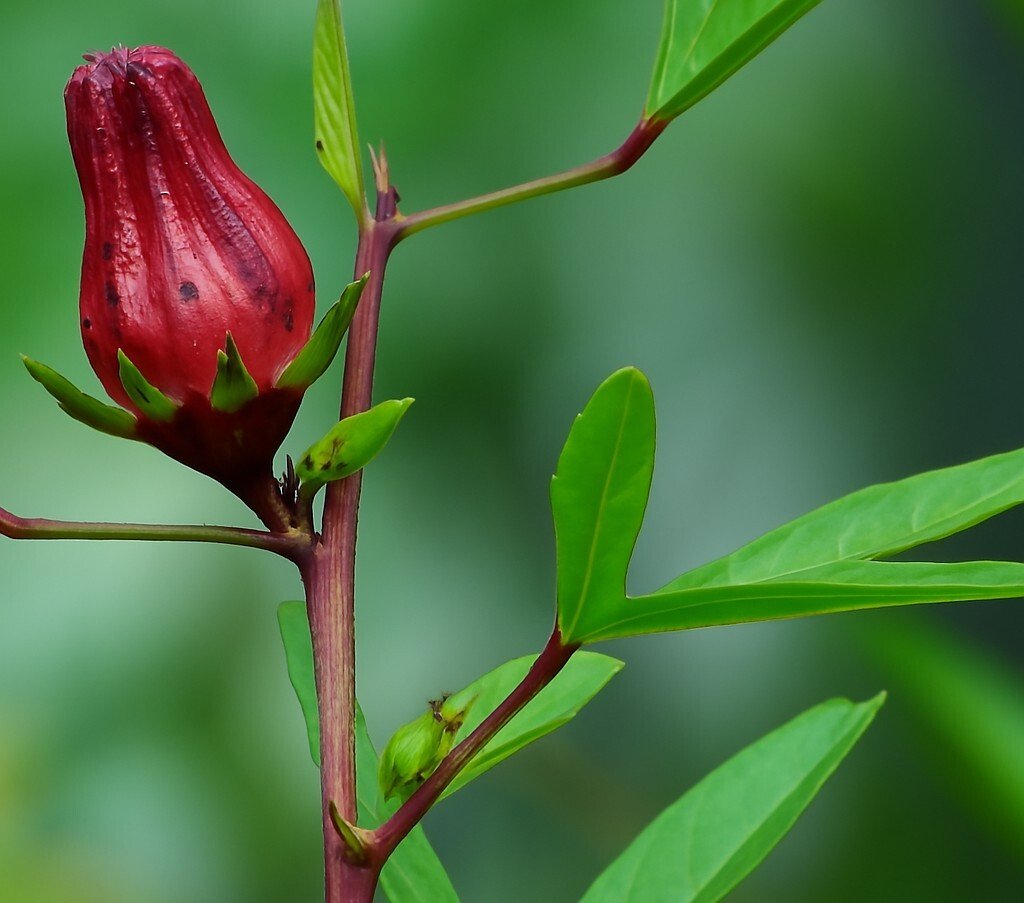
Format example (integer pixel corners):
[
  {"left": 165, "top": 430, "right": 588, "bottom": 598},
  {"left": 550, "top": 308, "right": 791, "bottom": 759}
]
[
  {"left": 0, "top": 504, "right": 302, "bottom": 558},
  {"left": 395, "top": 117, "right": 666, "bottom": 239}
]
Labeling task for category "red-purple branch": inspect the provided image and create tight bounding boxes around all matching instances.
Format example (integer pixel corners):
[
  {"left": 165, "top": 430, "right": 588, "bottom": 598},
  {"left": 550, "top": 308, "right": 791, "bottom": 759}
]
[{"left": 372, "top": 628, "right": 578, "bottom": 860}]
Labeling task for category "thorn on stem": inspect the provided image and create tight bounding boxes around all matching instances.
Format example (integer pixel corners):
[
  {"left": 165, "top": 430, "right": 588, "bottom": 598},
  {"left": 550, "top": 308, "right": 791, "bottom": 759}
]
[{"left": 329, "top": 801, "right": 372, "bottom": 865}]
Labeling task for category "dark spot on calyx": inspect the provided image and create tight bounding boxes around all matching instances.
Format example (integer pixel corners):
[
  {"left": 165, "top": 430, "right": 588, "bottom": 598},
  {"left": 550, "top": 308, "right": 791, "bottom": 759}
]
[
  {"left": 102, "top": 242, "right": 114, "bottom": 261},
  {"left": 83, "top": 318, "right": 92, "bottom": 329},
  {"left": 315, "top": 140, "right": 324, "bottom": 151},
  {"left": 105, "top": 281, "right": 120, "bottom": 306},
  {"left": 179, "top": 281, "right": 199, "bottom": 301}
]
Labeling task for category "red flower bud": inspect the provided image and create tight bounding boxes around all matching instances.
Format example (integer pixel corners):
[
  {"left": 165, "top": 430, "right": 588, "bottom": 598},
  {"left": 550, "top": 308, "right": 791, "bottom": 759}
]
[{"left": 64, "top": 46, "right": 316, "bottom": 502}]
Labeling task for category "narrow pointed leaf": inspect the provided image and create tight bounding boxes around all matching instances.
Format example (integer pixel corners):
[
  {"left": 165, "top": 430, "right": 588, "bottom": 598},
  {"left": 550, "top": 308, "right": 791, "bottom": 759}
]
[
  {"left": 117, "top": 350, "right": 178, "bottom": 422},
  {"left": 552, "top": 368, "right": 655, "bottom": 645},
  {"left": 581, "top": 694, "right": 884, "bottom": 903},
  {"left": 210, "top": 333, "right": 259, "bottom": 413},
  {"left": 665, "top": 445, "right": 1024, "bottom": 593},
  {"left": 646, "top": 0, "right": 824, "bottom": 122},
  {"left": 441, "top": 651, "right": 623, "bottom": 798},
  {"left": 297, "top": 398, "right": 414, "bottom": 495},
  {"left": 581, "top": 560, "right": 1024, "bottom": 642},
  {"left": 277, "top": 601, "right": 321, "bottom": 765},
  {"left": 276, "top": 602, "right": 458, "bottom": 901},
  {"left": 314, "top": 0, "right": 366, "bottom": 218},
  {"left": 277, "top": 275, "right": 368, "bottom": 390},
  {"left": 22, "top": 355, "right": 137, "bottom": 439}
]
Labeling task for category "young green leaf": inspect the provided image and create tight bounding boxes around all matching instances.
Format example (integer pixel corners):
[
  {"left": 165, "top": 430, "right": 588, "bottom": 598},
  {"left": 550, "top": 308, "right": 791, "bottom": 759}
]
[
  {"left": 581, "top": 694, "right": 884, "bottom": 903},
  {"left": 865, "top": 620, "right": 1024, "bottom": 858},
  {"left": 297, "top": 398, "right": 414, "bottom": 495},
  {"left": 117, "top": 350, "right": 179, "bottom": 422},
  {"left": 210, "top": 333, "right": 259, "bottom": 413},
  {"left": 276, "top": 602, "right": 459, "bottom": 901},
  {"left": 21, "top": 355, "right": 137, "bottom": 440},
  {"left": 442, "top": 651, "right": 623, "bottom": 798},
  {"left": 665, "top": 444, "right": 1024, "bottom": 592},
  {"left": 580, "top": 560, "right": 1024, "bottom": 642},
  {"left": 552, "top": 368, "right": 655, "bottom": 645},
  {"left": 646, "top": 0, "right": 824, "bottom": 122},
  {"left": 313, "top": 0, "right": 366, "bottom": 219},
  {"left": 276, "top": 275, "right": 368, "bottom": 390}
]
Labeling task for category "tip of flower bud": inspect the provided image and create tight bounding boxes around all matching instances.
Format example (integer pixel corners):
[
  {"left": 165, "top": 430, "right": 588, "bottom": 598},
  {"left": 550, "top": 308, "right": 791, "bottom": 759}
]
[{"left": 68, "top": 45, "right": 185, "bottom": 92}]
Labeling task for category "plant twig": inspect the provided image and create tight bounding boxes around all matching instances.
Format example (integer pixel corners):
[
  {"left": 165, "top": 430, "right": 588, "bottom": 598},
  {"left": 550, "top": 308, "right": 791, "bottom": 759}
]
[
  {"left": 0, "top": 504, "right": 303, "bottom": 558},
  {"left": 372, "top": 627, "right": 579, "bottom": 859},
  {"left": 394, "top": 117, "right": 666, "bottom": 239}
]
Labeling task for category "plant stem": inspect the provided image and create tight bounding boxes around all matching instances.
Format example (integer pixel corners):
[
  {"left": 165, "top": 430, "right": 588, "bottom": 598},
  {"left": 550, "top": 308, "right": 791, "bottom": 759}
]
[
  {"left": 373, "top": 627, "right": 578, "bottom": 859},
  {"left": 305, "top": 177, "right": 400, "bottom": 901},
  {"left": 302, "top": 115, "right": 663, "bottom": 901},
  {"left": 394, "top": 117, "right": 666, "bottom": 239},
  {"left": 0, "top": 504, "right": 302, "bottom": 558}
]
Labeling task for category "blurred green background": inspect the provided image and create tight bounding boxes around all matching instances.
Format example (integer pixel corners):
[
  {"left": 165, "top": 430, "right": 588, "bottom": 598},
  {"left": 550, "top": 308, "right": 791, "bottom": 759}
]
[{"left": 2, "top": 0, "right": 1024, "bottom": 900}]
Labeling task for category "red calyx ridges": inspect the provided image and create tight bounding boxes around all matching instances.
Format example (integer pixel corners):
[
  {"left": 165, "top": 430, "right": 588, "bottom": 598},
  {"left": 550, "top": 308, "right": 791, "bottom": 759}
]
[{"left": 64, "top": 46, "right": 316, "bottom": 506}]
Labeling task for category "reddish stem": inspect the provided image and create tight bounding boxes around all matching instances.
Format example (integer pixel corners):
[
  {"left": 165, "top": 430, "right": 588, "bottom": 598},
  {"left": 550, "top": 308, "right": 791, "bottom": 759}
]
[
  {"left": 374, "top": 628, "right": 578, "bottom": 859},
  {"left": 302, "top": 119, "right": 666, "bottom": 902},
  {"left": 305, "top": 205, "right": 399, "bottom": 902}
]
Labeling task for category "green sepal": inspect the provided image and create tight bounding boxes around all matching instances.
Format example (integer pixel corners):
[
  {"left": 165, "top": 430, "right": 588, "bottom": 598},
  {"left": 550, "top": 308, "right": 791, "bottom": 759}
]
[
  {"left": 210, "top": 333, "right": 259, "bottom": 413},
  {"left": 117, "top": 350, "right": 179, "bottom": 422},
  {"left": 297, "top": 397, "right": 414, "bottom": 495},
  {"left": 276, "top": 275, "right": 368, "bottom": 390},
  {"left": 21, "top": 355, "right": 137, "bottom": 440}
]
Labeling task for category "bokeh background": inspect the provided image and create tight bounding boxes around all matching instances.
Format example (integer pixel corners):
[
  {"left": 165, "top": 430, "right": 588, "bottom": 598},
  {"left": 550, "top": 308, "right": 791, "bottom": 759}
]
[{"left": 2, "top": 0, "right": 1023, "bottom": 900}]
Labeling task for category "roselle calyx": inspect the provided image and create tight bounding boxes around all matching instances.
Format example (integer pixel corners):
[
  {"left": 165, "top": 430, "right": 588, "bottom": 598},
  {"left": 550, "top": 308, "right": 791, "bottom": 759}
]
[{"left": 46, "top": 46, "right": 360, "bottom": 519}]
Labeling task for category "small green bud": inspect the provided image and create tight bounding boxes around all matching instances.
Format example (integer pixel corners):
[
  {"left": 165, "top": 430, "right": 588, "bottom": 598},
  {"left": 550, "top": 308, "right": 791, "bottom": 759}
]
[
  {"left": 378, "top": 708, "right": 446, "bottom": 802},
  {"left": 377, "top": 693, "right": 477, "bottom": 802}
]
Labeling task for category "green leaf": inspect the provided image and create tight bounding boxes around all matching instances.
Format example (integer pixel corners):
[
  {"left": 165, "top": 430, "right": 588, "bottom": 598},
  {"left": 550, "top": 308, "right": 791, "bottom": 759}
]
[
  {"left": 442, "top": 651, "right": 623, "bottom": 798},
  {"left": 210, "top": 333, "right": 259, "bottom": 413},
  {"left": 297, "top": 398, "right": 414, "bottom": 495},
  {"left": 21, "top": 355, "right": 137, "bottom": 440},
  {"left": 276, "top": 602, "right": 459, "bottom": 901},
  {"left": 277, "top": 275, "right": 368, "bottom": 390},
  {"left": 277, "top": 601, "right": 320, "bottom": 765},
  {"left": 116, "top": 350, "right": 178, "bottom": 422},
  {"left": 665, "top": 444, "right": 1024, "bottom": 592},
  {"left": 646, "top": 0, "right": 824, "bottom": 122},
  {"left": 552, "top": 368, "right": 655, "bottom": 645},
  {"left": 581, "top": 693, "right": 884, "bottom": 903},
  {"left": 356, "top": 709, "right": 461, "bottom": 902},
  {"left": 313, "top": 0, "right": 366, "bottom": 218},
  {"left": 581, "top": 560, "right": 1024, "bottom": 642},
  {"left": 864, "top": 620, "right": 1024, "bottom": 859}
]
